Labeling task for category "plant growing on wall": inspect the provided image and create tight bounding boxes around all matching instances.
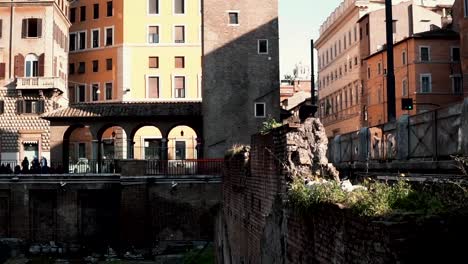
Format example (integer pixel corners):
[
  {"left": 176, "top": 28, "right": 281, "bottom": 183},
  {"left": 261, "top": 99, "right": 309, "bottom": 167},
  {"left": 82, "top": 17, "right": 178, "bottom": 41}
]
[{"left": 259, "top": 117, "right": 282, "bottom": 135}]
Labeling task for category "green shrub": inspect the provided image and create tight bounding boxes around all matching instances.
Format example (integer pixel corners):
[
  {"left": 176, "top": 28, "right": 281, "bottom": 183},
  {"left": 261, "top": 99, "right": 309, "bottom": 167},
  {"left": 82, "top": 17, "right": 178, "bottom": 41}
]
[{"left": 259, "top": 117, "right": 282, "bottom": 135}]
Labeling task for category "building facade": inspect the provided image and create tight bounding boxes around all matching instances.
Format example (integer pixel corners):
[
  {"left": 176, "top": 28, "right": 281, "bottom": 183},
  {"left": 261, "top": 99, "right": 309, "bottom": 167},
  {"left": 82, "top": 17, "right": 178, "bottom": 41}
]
[
  {"left": 453, "top": 0, "right": 468, "bottom": 90},
  {"left": 0, "top": 0, "right": 70, "bottom": 163},
  {"left": 364, "top": 30, "right": 463, "bottom": 126},
  {"left": 66, "top": 0, "right": 202, "bottom": 162},
  {"left": 202, "top": 0, "right": 280, "bottom": 157},
  {"left": 316, "top": 0, "right": 454, "bottom": 137}
]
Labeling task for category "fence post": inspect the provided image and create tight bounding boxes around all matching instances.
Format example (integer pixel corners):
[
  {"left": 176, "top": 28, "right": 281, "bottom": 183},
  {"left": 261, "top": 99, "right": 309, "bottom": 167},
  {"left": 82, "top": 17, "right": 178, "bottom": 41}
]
[
  {"left": 462, "top": 98, "right": 468, "bottom": 156},
  {"left": 358, "top": 127, "right": 369, "bottom": 162},
  {"left": 333, "top": 135, "right": 341, "bottom": 164},
  {"left": 397, "top": 114, "right": 409, "bottom": 160}
]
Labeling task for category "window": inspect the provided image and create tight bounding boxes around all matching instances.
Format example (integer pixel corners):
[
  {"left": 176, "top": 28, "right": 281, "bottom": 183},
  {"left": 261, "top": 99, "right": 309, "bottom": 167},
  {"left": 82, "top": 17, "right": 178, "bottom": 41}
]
[
  {"left": 175, "top": 141, "right": 186, "bottom": 160},
  {"left": 105, "top": 27, "right": 113, "bottom": 46},
  {"left": 465, "top": 0, "right": 468, "bottom": 17},
  {"left": 105, "top": 82, "right": 113, "bottom": 100},
  {"left": 419, "top": 46, "right": 430, "bottom": 62},
  {"left": 69, "top": 63, "right": 75, "bottom": 75},
  {"left": 78, "top": 31, "right": 86, "bottom": 50},
  {"left": 147, "top": 76, "right": 159, "bottom": 98},
  {"left": 175, "top": 56, "right": 185, "bottom": 68},
  {"left": 377, "top": 63, "right": 381, "bottom": 75},
  {"left": 25, "top": 54, "right": 39, "bottom": 77},
  {"left": 229, "top": 12, "right": 239, "bottom": 25},
  {"left": 174, "top": 26, "right": 185, "bottom": 43},
  {"left": 106, "top": 58, "right": 112, "bottom": 70},
  {"left": 258, "top": 39, "right": 268, "bottom": 54},
  {"left": 92, "top": 29, "right": 99, "bottom": 48},
  {"left": 174, "top": 76, "right": 185, "bottom": 98},
  {"left": 392, "top": 20, "right": 397, "bottom": 33},
  {"left": 93, "top": 3, "right": 99, "bottom": 19},
  {"left": 24, "top": 100, "right": 40, "bottom": 114},
  {"left": 402, "top": 79, "right": 408, "bottom": 96},
  {"left": 80, "top": 6, "right": 86, "bottom": 21},
  {"left": 420, "top": 74, "right": 432, "bottom": 93},
  {"left": 69, "top": 33, "right": 77, "bottom": 51},
  {"left": 367, "top": 67, "right": 371, "bottom": 79},
  {"left": 78, "top": 62, "right": 85, "bottom": 74},
  {"left": 92, "top": 60, "right": 99, "bottom": 72},
  {"left": 92, "top": 83, "right": 99, "bottom": 101},
  {"left": 402, "top": 51, "right": 407, "bottom": 65},
  {"left": 70, "top": 8, "right": 76, "bottom": 22},
  {"left": 174, "top": 0, "right": 185, "bottom": 14},
  {"left": 254, "top": 102, "right": 266, "bottom": 118},
  {"left": 107, "top": 1, "right": 113, "bottom": 16},
  {"left": 149, "top": 57, "right": 159, "bottom": 68},
  {"left": 77, "top": 85, "right": 86, "bottom": 102},
  {"left": 148, "top": 26, "right": 159, "bottom": 44},
  {"left": 22, "top": 18, "right": 42, "bottom": 38},
  {"left": 149, "top": 0, "right": 159, "bottom": 14},
  {"left": 78, "top": 143, "right": 86, "bottom": 158},
  {"left": 452, "top": 75, "right": 463, "bottom": 94},
  {"left": 451, "top": 47, "right": 460, "bottom": 62}
]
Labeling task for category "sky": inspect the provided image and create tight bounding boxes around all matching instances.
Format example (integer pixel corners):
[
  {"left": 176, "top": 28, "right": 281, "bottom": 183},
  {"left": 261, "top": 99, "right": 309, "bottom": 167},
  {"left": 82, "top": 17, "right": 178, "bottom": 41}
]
[{"left": 279, "top": 0, "right": 343, "bottom": 78}]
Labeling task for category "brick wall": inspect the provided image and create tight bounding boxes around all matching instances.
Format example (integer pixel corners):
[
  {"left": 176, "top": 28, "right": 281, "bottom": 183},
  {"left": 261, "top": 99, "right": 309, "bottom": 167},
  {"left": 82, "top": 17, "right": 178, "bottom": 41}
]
[{"left": 216, "top": 126, "right": 468, "bottom": 263}]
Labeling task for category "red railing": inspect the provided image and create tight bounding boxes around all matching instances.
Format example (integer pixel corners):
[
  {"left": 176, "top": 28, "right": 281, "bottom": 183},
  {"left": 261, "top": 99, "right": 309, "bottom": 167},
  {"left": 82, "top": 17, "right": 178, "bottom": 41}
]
[{"left": 146, "top": 159, "right": 224, "bottom": 176}]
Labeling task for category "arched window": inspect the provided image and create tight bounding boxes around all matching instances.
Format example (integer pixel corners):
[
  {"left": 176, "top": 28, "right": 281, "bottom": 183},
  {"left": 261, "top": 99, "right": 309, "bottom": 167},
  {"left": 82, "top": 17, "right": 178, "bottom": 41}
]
[{"left": 25, "top": 54, "right": 38, "bottom": 77}]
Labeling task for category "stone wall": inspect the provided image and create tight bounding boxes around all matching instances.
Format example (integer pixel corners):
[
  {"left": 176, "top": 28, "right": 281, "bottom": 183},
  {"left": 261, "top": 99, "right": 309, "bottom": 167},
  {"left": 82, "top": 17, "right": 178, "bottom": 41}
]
[
  {"left": 0, "top": 176, "right": 221, "bottom": 252},
  {"left": 215, "top": 122, "right": 468, "bottom": 264}
]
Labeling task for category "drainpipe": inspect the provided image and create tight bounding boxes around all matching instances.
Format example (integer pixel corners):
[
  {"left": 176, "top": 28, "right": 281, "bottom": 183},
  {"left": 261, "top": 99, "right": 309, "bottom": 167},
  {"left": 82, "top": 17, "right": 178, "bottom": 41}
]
[
  {"left": 9, "top": 0, "right": 13, "bottom": 79},
  {"left": 385, "top": 0, "right": 396, "bottom": 122}
]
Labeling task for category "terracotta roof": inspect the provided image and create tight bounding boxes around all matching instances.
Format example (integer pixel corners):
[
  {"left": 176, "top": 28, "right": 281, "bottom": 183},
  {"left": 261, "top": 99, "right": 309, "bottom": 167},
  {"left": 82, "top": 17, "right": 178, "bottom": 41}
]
[{"left": 42, "top": 101, "right": 202, "bottom": 119}]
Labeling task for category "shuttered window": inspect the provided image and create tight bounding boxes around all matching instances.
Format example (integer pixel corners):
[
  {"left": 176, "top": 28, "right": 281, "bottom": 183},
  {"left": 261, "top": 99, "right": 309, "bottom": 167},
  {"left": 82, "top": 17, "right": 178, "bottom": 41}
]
[
  {"left": 80, "top": 6, "right": 86, "bottom": 21},
  {"left": 0, "top": 20, "right": 3, "bottom": 38},
  {"left": 0, "top": 63, "right": 5, "bottom": 79},
  {"left": 0, "top": 101, "right": 4, "bottom": 114},
  {"left": 22, "top": 18, "right": 42, "bottom": 38},
  {"left": 148, "top": 77, "right": 159, "bottom": 98},
  {"left": 148, "top": 26, "right": 159, "bottom": 43},
  {"left": 93, "top": 4, "right": 99, "bottom": 19},
  {"left": 105, "top": 83, "right": 113, "bottom": 100},
  {"left": 174, "top": 76, "right": 185, "bottom": 98},
  {"left": 107, "top": 1, "right": 113, "bottom": 17},
  {"left": 174, "top": 26, "right": 185, "bottom": 43}
]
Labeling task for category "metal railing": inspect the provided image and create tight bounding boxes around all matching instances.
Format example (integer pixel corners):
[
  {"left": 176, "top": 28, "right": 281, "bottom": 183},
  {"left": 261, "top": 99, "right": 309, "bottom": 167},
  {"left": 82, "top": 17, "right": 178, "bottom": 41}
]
[{"left": 146, "top": 159, "right": 224, "bottom": 176}]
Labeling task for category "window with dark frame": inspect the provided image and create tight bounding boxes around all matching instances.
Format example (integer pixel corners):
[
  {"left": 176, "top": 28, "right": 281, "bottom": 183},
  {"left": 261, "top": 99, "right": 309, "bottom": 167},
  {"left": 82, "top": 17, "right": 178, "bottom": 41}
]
[
  {"left": 174, "top": 0, "right": 185, "bottom": 14},
  {"left": 453, "top": 76, "right": 463, "bottom": 94},
  {"left": 70, "top": 8, "right": 76, "bottom": 22},
  {"left": 174, "top": 26, "right": 185, "bottom": 43},
  {"left": 174, "top": 76, "right": 185, "bottom": 98},
  {"left": 78, "top": 31, "right": 86, "bottom": 50},
  {"left": 69, "top": 63, "right": 75, "bottom": 74},
  {"left": 92, "top": 29, "right": 99, "bottom": 48},
  {"left": 465, "top": 0, "right": 468, "bottom": 17},
  {"left": 229, "top": 12, "right": 239, "bottom": 25},
  {"left": 149, "top": 57, "right": 159, "bottom": 68},
  {"left": 92, "top": 60, "right": 99, "bottom": 72},
  {"left": 69, "top": 33, "right": 77, "bottom": 51},
  {"left": 105, "top": 82, "right": 113, "bottom": 100},
  {"left": 92, "top": 84, "right": 99, "bottom": 101},
  {"left": 106, "top": 58, "right": 112, "bottom": 70},
  {"left": 148, "top": 76, "right": 159, "bottom": 98},
  {"left": 149, "top": 0, "right": 159, "bottom": 14},
  {"left": 78, "top": 62, "right": 85, "bottom": 74},
  {"left": 22, "top": 18, "right": 42, "bottom": 38},
  {"left": 148, "top": 26, "right": 159, "bottom": 43},
  {"left": 93, "top": 3, "right": 99, "bottom": 19},
  {"left": 175, "top": 56, "right": 185, "bottom": 68},
  {"left": 107, "top": 1, "right": 113, "bottom": 16},
  {"left": 105, "top": 27, "right": 113, "bottom": 46},
  {"left": 80, "top": 6, "right": 86, "bottom": 21},
  {"left": 77, "top": 85, "right": 86, "bottom": 102},
  {"left": 258, "top": 39, "right": 268, "bottom": 54},
  {"left": 452, "top": 47, "right": 460, "bottom": 62},
  {"left": 255, "top": 103, "right": 266, "bottom": 118},
  {"left": 420, "top": 47, "right": 430, "bottom": 62}
]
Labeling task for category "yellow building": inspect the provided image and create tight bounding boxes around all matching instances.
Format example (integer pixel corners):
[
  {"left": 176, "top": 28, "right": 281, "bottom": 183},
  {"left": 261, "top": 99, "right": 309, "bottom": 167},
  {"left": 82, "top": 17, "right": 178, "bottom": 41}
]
[{"left": 68, "top": 0, "right": 201, "bottom": 162}]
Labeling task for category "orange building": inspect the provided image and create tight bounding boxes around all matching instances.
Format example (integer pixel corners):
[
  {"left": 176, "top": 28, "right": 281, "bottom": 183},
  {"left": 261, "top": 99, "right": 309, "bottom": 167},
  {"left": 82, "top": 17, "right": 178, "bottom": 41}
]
[{"left": 363, "top": 29, "right": 464, "bottom": 126}]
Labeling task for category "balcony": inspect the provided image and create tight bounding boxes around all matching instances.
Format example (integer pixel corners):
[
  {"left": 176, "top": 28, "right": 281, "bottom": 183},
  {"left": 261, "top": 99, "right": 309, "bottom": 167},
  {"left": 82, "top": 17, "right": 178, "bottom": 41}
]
[{"left": 16, "top": 77, "right": 66, "bottom": 92}]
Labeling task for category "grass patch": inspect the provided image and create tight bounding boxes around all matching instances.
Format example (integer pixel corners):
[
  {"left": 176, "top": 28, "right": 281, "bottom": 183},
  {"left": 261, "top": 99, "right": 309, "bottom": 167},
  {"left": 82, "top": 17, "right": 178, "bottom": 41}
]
[{"left": 289, "top": 177, "right": 468, "bottom": 217}]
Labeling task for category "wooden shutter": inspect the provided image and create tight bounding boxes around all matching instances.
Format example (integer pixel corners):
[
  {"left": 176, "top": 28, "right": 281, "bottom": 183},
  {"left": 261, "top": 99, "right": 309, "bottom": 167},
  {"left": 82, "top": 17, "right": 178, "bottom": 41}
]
[
  {"left": 16, "top": 100, "right": 24, "bottom": 114},
  {"left": 149, "top": 57, "right": 158, "bottom": 68},
  {"left": 21, "top": 19, "right": 27, "bottom": 38},
  {"left": 0, "top": 63, "right": 5, "bottom": 79},
  {"left": 68, "top": 86, "right": 75, "bottom": 103},
  {"left": 37, "top": 19, "right": 42, "bottom": 37},
  {"left": 175, "top": 76, "right": 185, "bottom": 89},
  {"left": 38, "top": 53, "right": 45, "bottom": 76},
  {"left": 0, "top": 101, "right": 4, "bottom": 114},
  {"left": 175, "top": 57, "right": 184, "bottom": 68},
  {"left": 175, "top": 26, "right": 184, "bottom": 42},
  {"left": 149, "top": 0, "right": 158, "bottom": 14},
  {"left": 0, "top": 20, "right": 3, "bottom": 38},
  {"left": 148, "top": 77, "right": 159, "bottom": 98},
  {"left": 14, "top": 54, "right": 25, "bottom": 77}
]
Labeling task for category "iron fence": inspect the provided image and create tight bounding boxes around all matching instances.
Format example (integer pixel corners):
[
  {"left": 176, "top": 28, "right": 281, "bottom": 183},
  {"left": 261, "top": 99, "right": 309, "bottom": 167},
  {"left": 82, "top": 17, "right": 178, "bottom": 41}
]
[{"left": 146, "top": 159, "right": 224, "bottom": 176}]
